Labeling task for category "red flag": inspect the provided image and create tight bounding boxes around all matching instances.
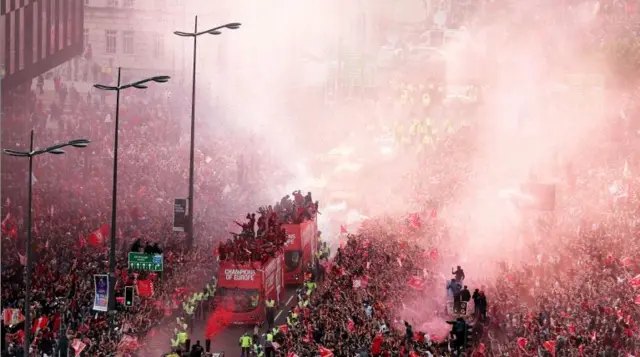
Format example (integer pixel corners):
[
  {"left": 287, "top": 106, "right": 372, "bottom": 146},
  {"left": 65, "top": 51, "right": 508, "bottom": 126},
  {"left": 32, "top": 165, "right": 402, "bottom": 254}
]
[
  {"left": 543, "top": 340, "right": 556, "bottom": 356},
  {"left": 2, "top": 308, "right": 24, "bottom": 325},
  {"left": 517, "top": 337, "right": 527, "bottom": 349},
  {"left": 340, "top": 225, "right": 348, "bottom": 234},
  {"left": 136, "top": 280, "right": 154, "bottom": 297},
  {"left": 568, "top": 324, "right": 576, "bottom": 335},
  {"left": 88, "top": 224, "right": 110, "bottom": 247},
  {"left": 71, "top": 339, "right": 87, "bottom": 356},
  {"left": 287, "top": 353, "right": 299, "bottom": 357},
  {"left": 318, "top": 346, "right": 334, "bottom": 357},
  {"left": 32, "top": 316, "right": 49, "bottom": 334},
  {"left": 52, "top": 312, "right": 61, "bottom": 331},
  {"left": 409, "top": 352, "right": 419, "bottom": 357},
  {"left": 578, "top": 344, "right": 585, "bottom": 356},
  {"left": 371, "top": 334, "right": 383, "bottom": 355},
  {"left": 278, "top": 324, "right": 289, "bottom": 334},
  {"left": 629, "top": 274, "right": 640, "bottom": 288}
]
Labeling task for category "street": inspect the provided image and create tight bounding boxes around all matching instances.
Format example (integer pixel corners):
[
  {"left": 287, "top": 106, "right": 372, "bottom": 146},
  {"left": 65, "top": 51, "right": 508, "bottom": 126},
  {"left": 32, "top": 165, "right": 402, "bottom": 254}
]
[
  {"left": 145, "top": 287, "right": 298, "bottom": 356},
  {"left": 192, "top": 286, "right": 298, "bottom": 355}
]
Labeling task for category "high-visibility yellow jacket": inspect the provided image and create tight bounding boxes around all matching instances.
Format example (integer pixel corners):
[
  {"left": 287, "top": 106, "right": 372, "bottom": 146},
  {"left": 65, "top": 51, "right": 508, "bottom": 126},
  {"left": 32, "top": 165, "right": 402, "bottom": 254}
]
[
  {"left": 177, "top": 332, "right": 187, "bottom": 344},
  {"left": 265, "top": 299, "right": 275, "bottom": 308},
  {"left": 287, "top": 313, "right": 298, "bottom": 326},
  {"left": 297, "top": 299, "right": 309, "bottom": 308},
  {"left": 239, "top": 335, "right": 252, "bottom": 347}
]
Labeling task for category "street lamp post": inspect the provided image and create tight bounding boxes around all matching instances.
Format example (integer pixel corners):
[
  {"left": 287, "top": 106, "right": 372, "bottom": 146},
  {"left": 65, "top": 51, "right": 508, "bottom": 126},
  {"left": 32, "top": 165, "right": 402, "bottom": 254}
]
[
  {"left": 3, "top": 131, "right": 90, "bottom": 357},
  {"left": 174, "top": 19, "right": 241, "bottom": 248},
  {"left": 93, "top": 69, "right": 170, "bottom": 330}
]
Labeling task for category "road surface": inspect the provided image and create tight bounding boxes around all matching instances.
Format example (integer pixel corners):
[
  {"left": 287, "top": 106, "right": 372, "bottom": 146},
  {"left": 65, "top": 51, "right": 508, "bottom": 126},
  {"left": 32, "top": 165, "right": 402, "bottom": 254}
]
[{"left": 143, "top": 286, "right": 299, "bottom": 356}]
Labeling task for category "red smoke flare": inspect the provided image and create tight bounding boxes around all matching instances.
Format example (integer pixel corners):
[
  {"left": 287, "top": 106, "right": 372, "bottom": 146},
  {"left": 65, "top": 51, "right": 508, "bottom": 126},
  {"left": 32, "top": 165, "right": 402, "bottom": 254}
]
[{"left": 205, "top": 306, "right": 234, "bottom": 339}]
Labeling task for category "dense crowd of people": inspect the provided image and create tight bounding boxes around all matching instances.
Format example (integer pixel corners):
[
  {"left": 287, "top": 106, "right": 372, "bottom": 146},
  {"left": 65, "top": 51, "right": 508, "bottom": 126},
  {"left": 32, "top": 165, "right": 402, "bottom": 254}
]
[
  {"left": 218, "top": 191, "right": 318, "bottom": 264},
  {"left": 1, "top": 72, "right": 269, "bottom": 356},
  {"left": 3, "top": 1, "right": 640, "bottom": 357},
  {"left": 267, "top": 206, "right": 638, "bottom": 357}
]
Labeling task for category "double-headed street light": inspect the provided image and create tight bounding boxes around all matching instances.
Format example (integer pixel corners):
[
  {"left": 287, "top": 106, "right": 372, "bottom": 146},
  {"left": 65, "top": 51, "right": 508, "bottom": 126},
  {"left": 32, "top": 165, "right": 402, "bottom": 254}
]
[
  {"left": 3, "top": 131, "right": 90, "bottom": 357},
  {"left": 174, "top": 19, "right": 241, "bottom": 247},
  {"left": 93, "top": 69, "right": 170, "bottom": 329}
]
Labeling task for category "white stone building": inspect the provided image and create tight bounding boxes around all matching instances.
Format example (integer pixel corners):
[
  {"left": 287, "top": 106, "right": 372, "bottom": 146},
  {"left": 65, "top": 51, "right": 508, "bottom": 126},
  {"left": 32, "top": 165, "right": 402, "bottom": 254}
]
[{"left": 82, "top": 0, "right": 192, "bottom": 83}]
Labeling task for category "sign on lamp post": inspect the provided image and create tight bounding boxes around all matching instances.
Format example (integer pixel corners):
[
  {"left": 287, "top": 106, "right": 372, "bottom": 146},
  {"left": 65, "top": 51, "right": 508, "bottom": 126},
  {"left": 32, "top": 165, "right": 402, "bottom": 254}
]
[{"left": 128, "top": 252, "right": 164, "bottom": 271}]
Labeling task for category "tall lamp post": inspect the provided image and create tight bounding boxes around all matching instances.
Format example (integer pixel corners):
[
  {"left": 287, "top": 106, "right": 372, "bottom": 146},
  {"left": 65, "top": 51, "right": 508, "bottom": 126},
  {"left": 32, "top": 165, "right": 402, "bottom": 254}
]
[
  {"left": 93, "top": 69, "right": 170, "bottom": 329},
  {"left": 174, "top": 19, "right": 241, "bottom": 247},
  {"left": 3, "top": 131, "right": 90, "bottom": 357}
]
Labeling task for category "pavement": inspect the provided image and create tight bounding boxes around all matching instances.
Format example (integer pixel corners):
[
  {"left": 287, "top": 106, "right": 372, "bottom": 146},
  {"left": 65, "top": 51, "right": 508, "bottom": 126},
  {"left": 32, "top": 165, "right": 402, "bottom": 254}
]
[{"left": 142, "top": 286, "right": 299, "bottom": 357}]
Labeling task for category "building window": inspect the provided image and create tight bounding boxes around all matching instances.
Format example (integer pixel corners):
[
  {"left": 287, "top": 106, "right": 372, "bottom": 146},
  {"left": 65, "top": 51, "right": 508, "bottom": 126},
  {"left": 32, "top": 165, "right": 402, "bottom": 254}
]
[
  {"left": 107, "top": 0, "right": 118, "bottom": 7},
  {"left": 105, "top": 30, "right": 117, "bottom": 54},
  {"left": 85, "top": 0, "right": 90, "bottom": 4},
  {"left": 32, "top": 0, "right": 39, "bottom": 63},
  {"left": 153, "top": 34, "right": 164, "bottom": 58},
  {"left": 123, "top": 0, "right": 134, "bottom": 8},
  {"left": 123, "top": 31, "right": 134, "bottom": 54}
]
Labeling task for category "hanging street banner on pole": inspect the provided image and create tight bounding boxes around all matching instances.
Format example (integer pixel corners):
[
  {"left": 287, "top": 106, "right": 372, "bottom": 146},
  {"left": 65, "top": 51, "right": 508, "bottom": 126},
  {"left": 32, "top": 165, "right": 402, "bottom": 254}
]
[
  {"left": 173, "top": 198, "right": 187, "bottom": 232},
  {"left": 93, "top": 274, "right": 109, "bottom": 312},
  {"left": 128, "top": 252, "right": 164, "bottom": 272}
]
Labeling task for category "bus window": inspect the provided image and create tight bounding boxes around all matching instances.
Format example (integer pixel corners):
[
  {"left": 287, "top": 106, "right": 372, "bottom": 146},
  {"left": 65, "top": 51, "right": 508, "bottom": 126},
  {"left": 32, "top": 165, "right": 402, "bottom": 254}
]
[
  {"left": 216, "top": 288, "right": 260, "bottom": 313},
  {"left": 285, "top": 250, "right": 302, "bottom": 272}
]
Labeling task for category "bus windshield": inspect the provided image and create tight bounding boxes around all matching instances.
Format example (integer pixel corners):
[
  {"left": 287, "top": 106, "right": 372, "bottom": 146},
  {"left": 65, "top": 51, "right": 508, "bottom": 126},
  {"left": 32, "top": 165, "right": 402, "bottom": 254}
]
[
  {"left": 284, "top": 250, "right": 302, "bottom": 272},
  {"left": 215, "top": 288, "right": 260, "bottom": 313}
]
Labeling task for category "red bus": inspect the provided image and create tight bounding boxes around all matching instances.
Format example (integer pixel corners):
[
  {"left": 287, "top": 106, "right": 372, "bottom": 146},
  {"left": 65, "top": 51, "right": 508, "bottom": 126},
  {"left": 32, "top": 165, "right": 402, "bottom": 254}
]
[
  {"left": 282, "top": 216, "right": 318, "bottom": 285},
  {"left": 214, "top": 253, "right": 284, "bottom": 325}
]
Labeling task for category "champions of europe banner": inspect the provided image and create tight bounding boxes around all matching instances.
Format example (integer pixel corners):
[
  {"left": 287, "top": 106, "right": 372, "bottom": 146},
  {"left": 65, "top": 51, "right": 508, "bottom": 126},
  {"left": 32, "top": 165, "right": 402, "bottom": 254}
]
[{"left": 93, "top": 274, "right": 109, "bottom": 312}]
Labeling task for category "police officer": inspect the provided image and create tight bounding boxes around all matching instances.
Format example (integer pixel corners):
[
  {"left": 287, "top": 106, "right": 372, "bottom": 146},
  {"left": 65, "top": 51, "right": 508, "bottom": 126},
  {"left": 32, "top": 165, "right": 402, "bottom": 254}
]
[
  {"left": 264, "top": 330, "right": 276, "bottom": 357},
  {"left": 239, "top": 332, "right": 253, "bottom": 357},
  {"left": 297, "top": 296, "right": 309, "bottom": 309},
  {"left": 265, "top": 298, "right": 276, "bottom": 330},
  {"left": 177, "top": 330, "right": 188, "bottom": 347},
  {"left": 254, "top": 343, "right": 264, "bottom": 357},
  {"left": 305, "top": 279, "right": 317, "bottom": 296},
  {"left": 286, "top": 310, "right": 298, "bottom": 327}
]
